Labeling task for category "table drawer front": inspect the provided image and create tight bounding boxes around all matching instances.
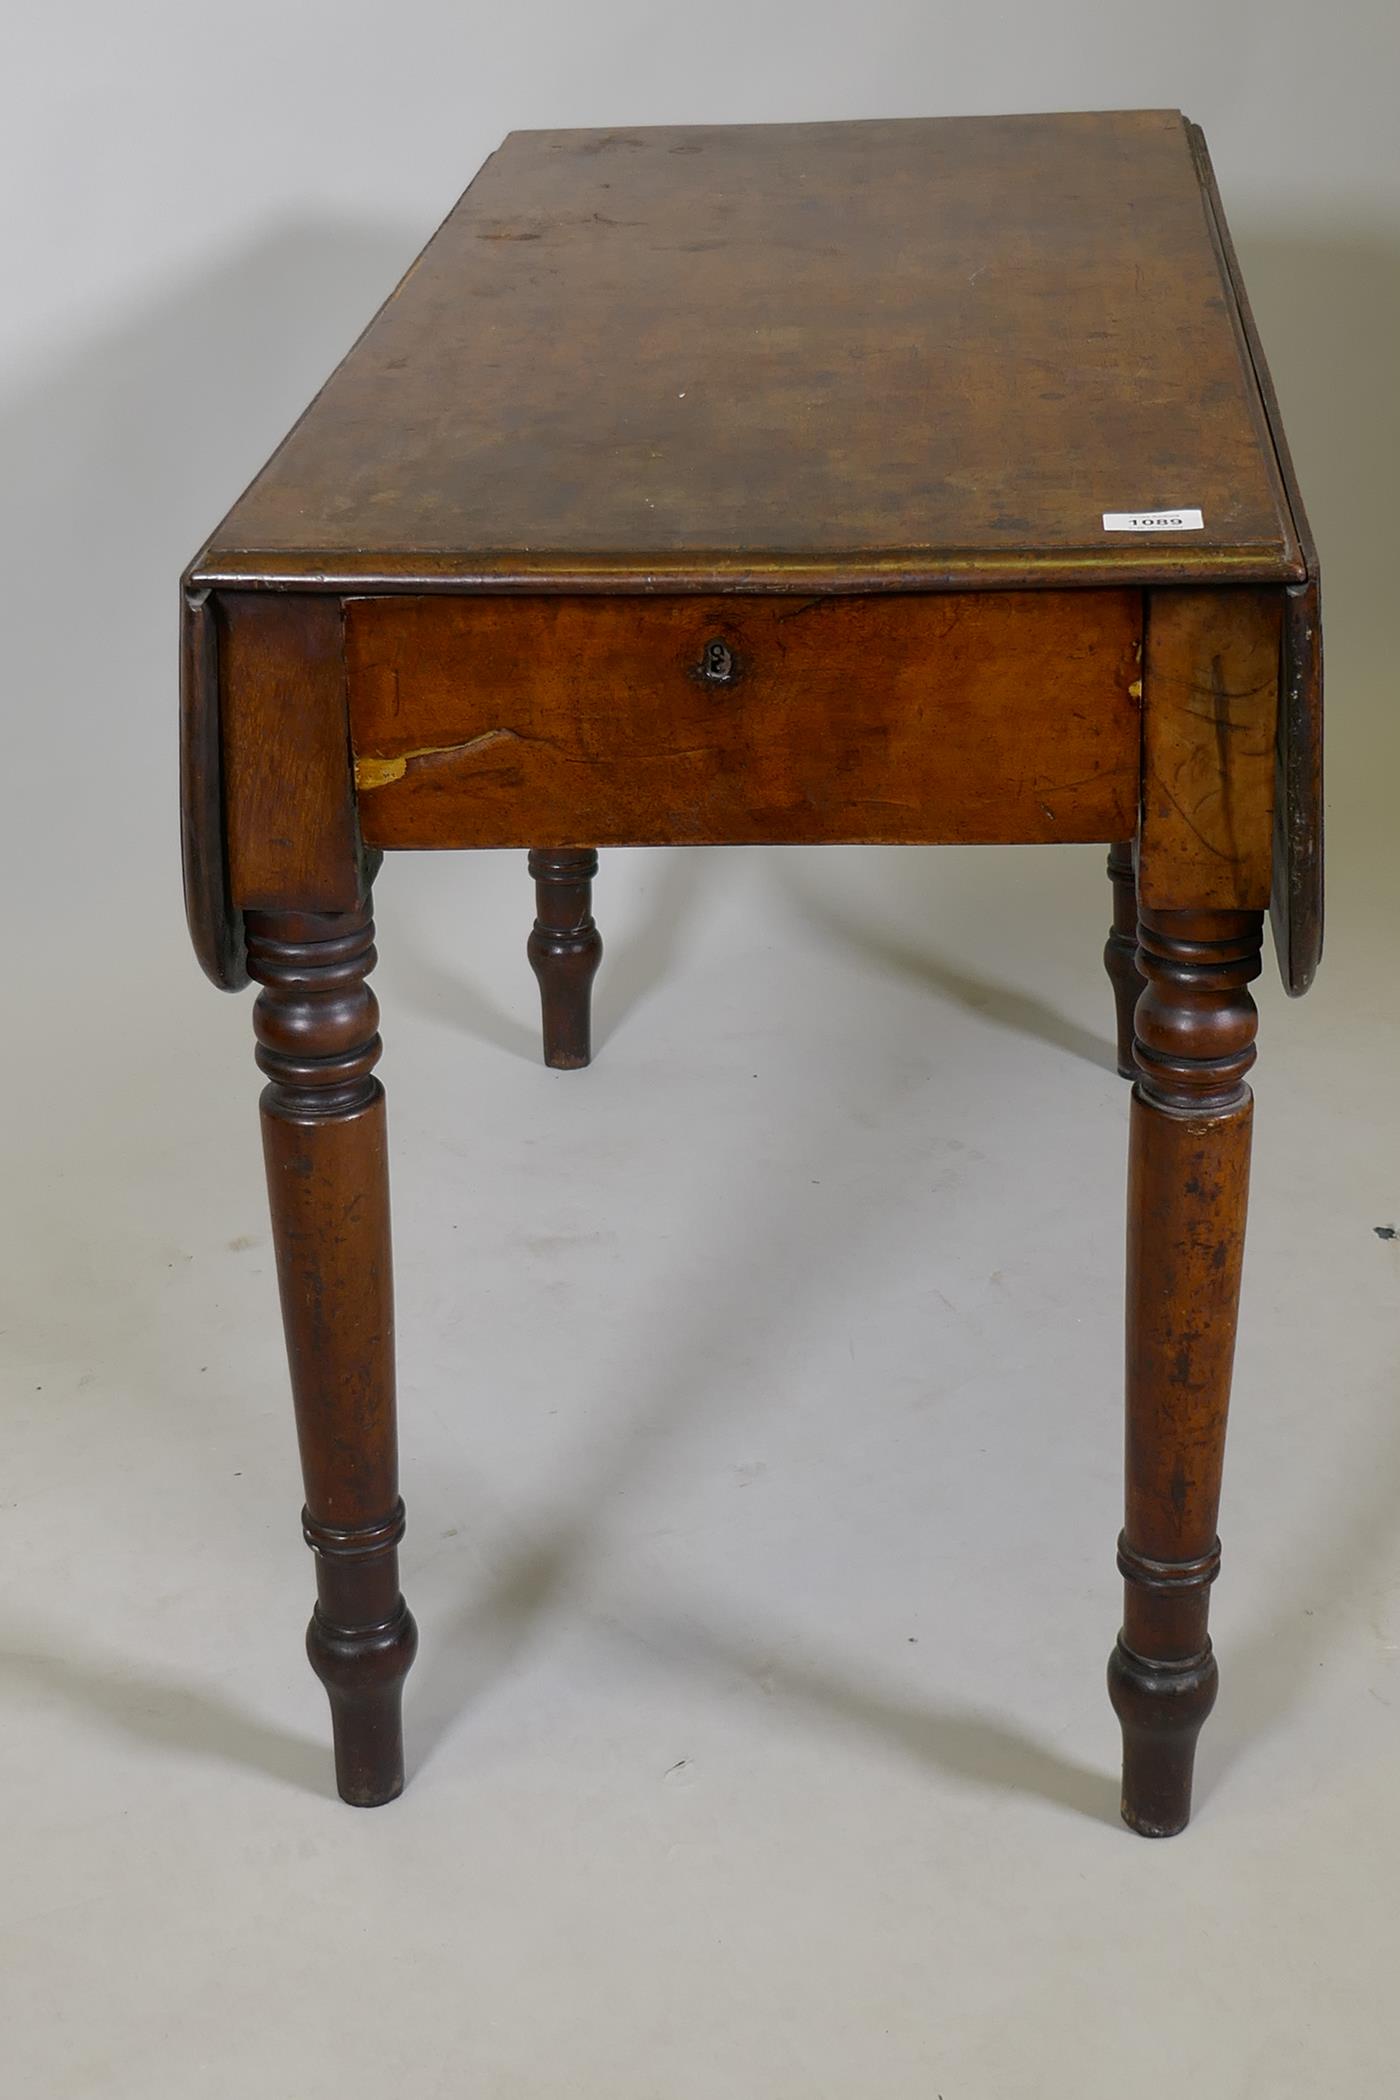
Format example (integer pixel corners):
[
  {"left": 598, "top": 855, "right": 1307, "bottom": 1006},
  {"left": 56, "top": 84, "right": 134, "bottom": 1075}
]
[{"left": 345, "top": 591, "right": 1141, "bottom": 849}]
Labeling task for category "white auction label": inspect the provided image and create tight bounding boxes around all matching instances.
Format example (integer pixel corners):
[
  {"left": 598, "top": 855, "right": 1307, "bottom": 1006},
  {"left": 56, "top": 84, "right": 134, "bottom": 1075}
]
[{"left": 1102, "top": 507, "right": 1204, "bottom": 532}]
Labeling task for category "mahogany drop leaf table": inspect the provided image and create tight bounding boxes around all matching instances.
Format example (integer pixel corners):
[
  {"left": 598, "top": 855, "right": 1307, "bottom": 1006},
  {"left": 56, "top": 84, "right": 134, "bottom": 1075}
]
[{"left": 181, "top": 112, "right": 1322, "bottom": 1832}]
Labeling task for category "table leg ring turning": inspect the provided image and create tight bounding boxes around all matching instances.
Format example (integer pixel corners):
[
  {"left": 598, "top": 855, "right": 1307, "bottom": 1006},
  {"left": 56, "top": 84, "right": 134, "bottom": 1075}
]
[
  {"left": 248, "top": 901, "right": 417, "bottom": 1806},
  {"left": 1103, "top": 840, "right": 1145, "bottom": 1080},
  {"left": 528, "top": 847, "right": 603, "bottom": 1068},
  {"left": 1110, "top": 904, "right": 1262, "bottom": 1835},
  {"left": 180, "top": 115, "right": 1323, "bottom": 1829},
  {"left": 1108, "top": 1536, "right": 1221, "bottom": 1838},
  {"left": 304, "top": 1504, "right": 418, "bottom": 1807}
]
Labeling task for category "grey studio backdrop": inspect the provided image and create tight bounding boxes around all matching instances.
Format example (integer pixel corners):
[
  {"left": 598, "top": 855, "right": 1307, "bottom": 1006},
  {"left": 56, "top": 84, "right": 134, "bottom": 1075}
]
[{"left": 4, "top": 6, "right": 1398, "bottom": 2097}]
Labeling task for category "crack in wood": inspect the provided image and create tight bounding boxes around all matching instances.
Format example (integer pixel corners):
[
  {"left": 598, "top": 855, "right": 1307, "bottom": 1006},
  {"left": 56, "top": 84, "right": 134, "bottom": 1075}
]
[{"left": 354, "top": 728, "right": 520, "bottom": 790}]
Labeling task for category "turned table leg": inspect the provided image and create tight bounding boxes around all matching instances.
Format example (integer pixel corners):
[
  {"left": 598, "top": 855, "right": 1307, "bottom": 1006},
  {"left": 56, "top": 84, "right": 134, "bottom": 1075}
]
[
  {"left": 247, "top": 901, "right": 417, "bottom": 1805},
  {"left": 1104, "top": 840, "right": 1145, "bottom": 1079},
  {"left": 528, "top": 847, "right": 602, "bottom": 1068},
  {"left": 1108, "top": 905, "right": 1262, "bottom": 1836}
]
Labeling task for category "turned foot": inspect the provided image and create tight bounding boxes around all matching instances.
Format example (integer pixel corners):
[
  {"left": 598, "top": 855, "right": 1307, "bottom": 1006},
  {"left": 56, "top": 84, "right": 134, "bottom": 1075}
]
[
  {"left": 1108, "top": 1555, "right": 1220, "bottom": 1837},
  {"left": 307, "top": 1560, "right": 418, "bottom": 1806},
  {"left": 528, "top": 847, "right": 602, "bottom": 1068}
]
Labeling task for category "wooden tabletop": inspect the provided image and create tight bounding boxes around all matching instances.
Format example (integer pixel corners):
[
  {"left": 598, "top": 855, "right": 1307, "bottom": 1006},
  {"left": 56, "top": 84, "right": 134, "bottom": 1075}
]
[{"left": 191, "top": 110, "right": 1308, "bottom": 596}]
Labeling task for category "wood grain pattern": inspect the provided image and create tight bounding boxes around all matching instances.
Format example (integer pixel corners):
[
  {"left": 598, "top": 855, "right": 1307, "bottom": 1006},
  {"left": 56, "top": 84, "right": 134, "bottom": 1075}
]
[
  {"left": 180, "top": 586, "right": 247, "bottom": 989},
  {"left": 1103, "top": 840, "right": 1144, "bottom": 1080},
  {"left": 248, "top": 901, "right": 417, "bottom": 1806},
  {"left": 189, "top": 112, "right": 1303, "bottom": 597},
  {"left": 1188, "top": 120, "right": 1322, "bottom": 995},
  {"left": 528, "top": 848, "right": 602, "bottom": 1068},
  {"left": 221, "top": 593, "right": 365, "bottom": 915},
  {"left": 1274, "top": 578, "right": 1324, "bottom": 992},
  {"left": 178, "top": 111, "right": 1325, "bottom": 1822},
  {"left": 1110, "top": 904, "right": 1262, "bottom": 1836},
  {"left": 1138, "top": 588, "right": 1281, "bottom": 912},
  {"left": 346, "top": 590, "right": 1142, "bottom": 849}
]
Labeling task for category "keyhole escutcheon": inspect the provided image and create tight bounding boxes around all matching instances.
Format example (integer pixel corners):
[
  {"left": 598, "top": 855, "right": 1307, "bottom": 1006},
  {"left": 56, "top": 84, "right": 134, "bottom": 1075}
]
[{"left": 694, "top": 637, "right": 740, "bottom": 687}]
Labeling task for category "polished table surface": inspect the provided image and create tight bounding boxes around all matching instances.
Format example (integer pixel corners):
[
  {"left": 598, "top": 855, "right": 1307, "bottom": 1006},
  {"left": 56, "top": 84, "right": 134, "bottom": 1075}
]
[
  {"left": 192, "top": 110, "right": 1305, "bottom": 593},
  {"left": 182, "top": 112, "right": 1322, "bottom": 1830}
]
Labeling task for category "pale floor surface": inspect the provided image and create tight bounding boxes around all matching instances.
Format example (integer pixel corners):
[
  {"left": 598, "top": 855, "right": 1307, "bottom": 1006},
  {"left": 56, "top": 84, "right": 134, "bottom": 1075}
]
[
  {"left": 4, "top": 210, "right": 1398, "bottom": 2088},
  {"left": 4, "top": 787, "right": 1398, "bottom": 2095}
]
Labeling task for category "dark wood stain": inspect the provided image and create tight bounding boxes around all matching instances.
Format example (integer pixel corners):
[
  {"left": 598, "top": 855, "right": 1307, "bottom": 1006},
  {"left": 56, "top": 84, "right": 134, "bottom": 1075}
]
[
  {"left": 188, "top": 111, "right": 1305, "bottom": 597},
  {"left": 177, "top": 111, "right": 1324, "bottom": 1826},
  {"left": 220, "top": 594, "right": 367, "bottom": 916},
  {"left": 1139, "top": 588, "right": 1281, "bottom": 913},
  {"left": 527, "top": 848, "right": 602, "bottom": 1068},
  {"left": 344, "top": 589, "right": 1142, "bottom": 849},
  {"left": 180, "top": 587, "right": 246, "bottom": 988},
  {"left": 248, "top": 901, "right": 416, "bottom": 1805},
  {"left": 1110, "top": 904, "right": 1262, "bottom": 1835},
  {"left": 1103, "top": 840, "right": 1144, "bottom": 1079},
  {"left": 1187, "top": 120, "right": 1323, "bottom": 993}
]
